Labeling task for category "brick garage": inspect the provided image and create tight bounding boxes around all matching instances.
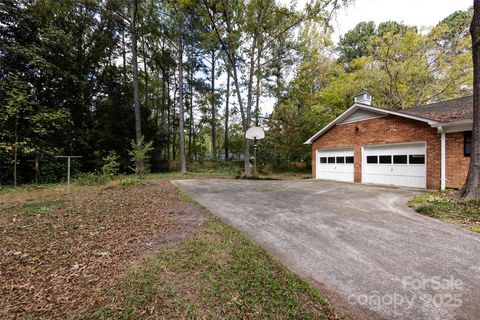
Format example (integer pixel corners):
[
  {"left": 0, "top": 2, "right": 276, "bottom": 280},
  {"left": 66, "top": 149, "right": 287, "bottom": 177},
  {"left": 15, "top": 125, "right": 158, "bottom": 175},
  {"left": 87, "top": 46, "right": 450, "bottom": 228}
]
[{"left": 305, "top": 93, "right": 473, "bottom": 190}]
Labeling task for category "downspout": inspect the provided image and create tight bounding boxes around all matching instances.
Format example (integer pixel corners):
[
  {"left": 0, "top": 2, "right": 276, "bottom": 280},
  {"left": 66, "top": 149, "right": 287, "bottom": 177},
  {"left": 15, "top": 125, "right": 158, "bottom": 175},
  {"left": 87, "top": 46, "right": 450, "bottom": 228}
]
[{"left": 438, "top": 127, "right": 446, "bottom": 190}]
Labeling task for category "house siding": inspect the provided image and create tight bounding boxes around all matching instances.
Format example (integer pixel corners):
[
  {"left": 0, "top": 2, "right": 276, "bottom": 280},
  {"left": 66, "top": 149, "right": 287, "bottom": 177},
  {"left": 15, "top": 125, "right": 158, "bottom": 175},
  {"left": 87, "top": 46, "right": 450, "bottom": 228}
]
[
  {"left": 311, "top": 115, "right": 443, "bottom": 189},
  {"left": 445, "top": 132, "right": 470, "bottom": 188}
]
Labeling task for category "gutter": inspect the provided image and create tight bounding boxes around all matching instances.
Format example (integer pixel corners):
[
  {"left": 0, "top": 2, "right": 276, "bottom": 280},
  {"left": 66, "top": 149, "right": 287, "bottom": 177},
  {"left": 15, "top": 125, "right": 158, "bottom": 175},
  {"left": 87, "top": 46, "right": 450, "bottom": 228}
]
[{"left": 438, "top": 127, "right": 446, "bottom": 190}]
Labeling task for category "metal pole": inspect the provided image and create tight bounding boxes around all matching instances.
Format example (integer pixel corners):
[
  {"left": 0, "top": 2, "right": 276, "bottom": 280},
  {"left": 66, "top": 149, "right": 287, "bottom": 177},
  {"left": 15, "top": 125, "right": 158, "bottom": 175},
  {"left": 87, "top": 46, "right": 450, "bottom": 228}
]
[
  {"left": 67, "top": 156, "right": 71, "bottom": 193},
  {"left": 253, "top": 137, "right": 257, "bottom": 175}
]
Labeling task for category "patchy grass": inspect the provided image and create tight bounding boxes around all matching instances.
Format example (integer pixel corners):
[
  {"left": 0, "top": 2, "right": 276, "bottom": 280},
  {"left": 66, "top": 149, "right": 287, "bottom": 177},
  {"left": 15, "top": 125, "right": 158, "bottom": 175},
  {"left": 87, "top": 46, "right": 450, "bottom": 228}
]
[
  {"left": 22, "top": 198, "right": 66, "bottom": 215},
  {"left": 85, "top": 217, "right": 345, "bottom": 320},
  {"left": 1, "top": 174, "right": 347, "bottom": 320},
  {"left": 409, "top": 191, "right": 480, "bottom": 233},
  {"left": 0, "top": 179, "right": 208, "bottom": 319}
]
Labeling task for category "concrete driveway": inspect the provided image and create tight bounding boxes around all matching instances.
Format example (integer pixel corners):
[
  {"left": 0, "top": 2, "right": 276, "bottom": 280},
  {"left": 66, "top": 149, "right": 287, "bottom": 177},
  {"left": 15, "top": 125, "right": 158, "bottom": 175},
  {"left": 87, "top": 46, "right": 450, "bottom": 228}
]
[{"left": 173, "top": 179, "right": 480, "bottom": 320}]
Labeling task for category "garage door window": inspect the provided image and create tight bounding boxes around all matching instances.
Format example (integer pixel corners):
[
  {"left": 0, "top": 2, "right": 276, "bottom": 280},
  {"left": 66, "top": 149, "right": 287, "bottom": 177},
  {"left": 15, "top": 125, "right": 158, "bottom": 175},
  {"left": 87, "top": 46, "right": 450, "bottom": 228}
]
[
  {"left": 393, "top": 155, "right": 408, "bottom": 164},
  {"left": 320, "top": 157, "right": 327, "bottom": 163},
  {"left": 346, "top": 156, "right": 354, "bottom": 163},
  {"left": 409, "top": 154, "right": 425, "bottom": 164},
  {"left": 328, "top": 157, "right": 335, "bottom": 163},
  {"left": 379, "top": 155, "right": 392, "bottom": 164},
  {"left": 367, "top": 156, "right": 378, "bottom": 164},
  {"left": 336, "top": 156, "right": 345, "bottom": 163}
]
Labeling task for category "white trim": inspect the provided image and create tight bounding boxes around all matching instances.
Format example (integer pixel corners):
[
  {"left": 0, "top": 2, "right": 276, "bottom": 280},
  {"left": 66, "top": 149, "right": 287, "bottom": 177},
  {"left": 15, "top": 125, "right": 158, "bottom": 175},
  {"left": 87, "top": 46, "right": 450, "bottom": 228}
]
[
  {"left": 304, "top": 103, "right": 440, "bottom": 144},
  {"left": 432, "top": 120, "right": 472, "bottom": 133},
  {"left": 339, "top": 115, "right": 386, "bottom": 125},
  {"left": 439, "top": 127, "right": 446, "bottom": 190},
  {"left": 360, "top": 140, "right": 427, "bottom": 148},
  {"left": 440, "top": 130, "right": 447, "bottom": 190},
  {"left": 315, "top": 146, "right": 355, "bottom": 152}
]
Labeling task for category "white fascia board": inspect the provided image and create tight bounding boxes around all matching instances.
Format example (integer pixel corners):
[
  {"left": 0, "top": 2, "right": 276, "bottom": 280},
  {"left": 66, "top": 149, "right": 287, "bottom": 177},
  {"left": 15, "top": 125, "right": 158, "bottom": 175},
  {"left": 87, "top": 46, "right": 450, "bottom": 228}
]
[
  {"left": 358, "top": 104, "right": 440, "bottom": 126},
  {"left": 304, "top": 104, "right": 360, "bottom": 144},
  {"left": 432, "top": 120, "right": 472, "bottom": 133},
  {"left": 304, "top": 103, "right": 438, "bottom": 145}
]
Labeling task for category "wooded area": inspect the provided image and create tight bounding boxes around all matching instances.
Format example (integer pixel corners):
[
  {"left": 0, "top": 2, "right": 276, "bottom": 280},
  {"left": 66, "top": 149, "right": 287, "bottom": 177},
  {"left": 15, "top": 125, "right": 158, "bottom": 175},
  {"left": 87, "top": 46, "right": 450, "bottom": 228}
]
[{"left": 0, "top": 0, "right": 474, "bottom": 186}]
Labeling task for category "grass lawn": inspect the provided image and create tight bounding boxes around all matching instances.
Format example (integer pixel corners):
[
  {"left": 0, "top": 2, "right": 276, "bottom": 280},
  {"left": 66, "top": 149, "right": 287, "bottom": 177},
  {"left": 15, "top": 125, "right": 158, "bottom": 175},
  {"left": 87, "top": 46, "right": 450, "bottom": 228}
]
[
  {"left": 0, "top": 173, "right": 345, "bottom": 320},
  {"left": 409, "top": 191, "right": 480, "bottom": 233}
]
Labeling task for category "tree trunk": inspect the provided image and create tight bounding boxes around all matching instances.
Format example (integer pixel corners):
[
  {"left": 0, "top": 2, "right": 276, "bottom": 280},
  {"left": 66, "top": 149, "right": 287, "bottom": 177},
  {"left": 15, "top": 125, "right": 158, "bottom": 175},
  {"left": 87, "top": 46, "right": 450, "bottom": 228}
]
[
  {"left": 211, "top": 50, "right": 217, "bottom": 159},
  {"left": 142, "top": 38, "right": 149, "bottom": 109},
  {"left": 460, "top": 0, "right": 480, "bottom": 198},
  {"left": 188, "top": 66, "right": 194, "bottom": 160},
  {"left": 255, "top": 46, "right": 262, "bottom": 127},
  {"left": 225, "top": 66, "right": 230, "bottom": 160},
  {"left": 130, "top": 0, "right": 142, "bottom": 143},
  {"left": 166, "top": 76, "right": 171, "bottom": 161},
  {"left": 172, "top": 79, "right": 177, "bottom": 160},
  {"left": 178, "top": 35, "right": 187, "bottom": 173},
  {"left": 122, "top": 29, "right": 127, "bottom": 85}
]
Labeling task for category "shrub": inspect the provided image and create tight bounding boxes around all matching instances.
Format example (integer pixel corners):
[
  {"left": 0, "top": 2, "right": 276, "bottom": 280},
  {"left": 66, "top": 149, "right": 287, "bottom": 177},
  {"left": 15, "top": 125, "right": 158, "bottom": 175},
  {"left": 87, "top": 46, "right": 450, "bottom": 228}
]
[
  {"left": 101, "top": 151, "right": 120, "bottom": 177},
  {"left": 129, "top": 137, "right": 154, "bottom": 178},
  {"left": 74, "top": 172, "right": 108, "bottom": 186}
]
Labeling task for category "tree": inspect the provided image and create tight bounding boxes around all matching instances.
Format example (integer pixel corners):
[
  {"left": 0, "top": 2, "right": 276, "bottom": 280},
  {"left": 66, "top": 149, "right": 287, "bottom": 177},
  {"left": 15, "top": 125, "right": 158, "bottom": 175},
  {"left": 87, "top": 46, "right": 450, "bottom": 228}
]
[
  {"left": 460, "top": 0, "right": 480, "bottom": 198},
  {"left": 337, "top": 21, "right": 376, "bottom": 65},
  {"left": 177, "top": 11, "right": 187, "bottom": 173},
  {"left": 130, "top": 0, "right": 142, "bottom": 142},
  {"left": 225, "top": 65, "right": 230, "bottom": 160}
]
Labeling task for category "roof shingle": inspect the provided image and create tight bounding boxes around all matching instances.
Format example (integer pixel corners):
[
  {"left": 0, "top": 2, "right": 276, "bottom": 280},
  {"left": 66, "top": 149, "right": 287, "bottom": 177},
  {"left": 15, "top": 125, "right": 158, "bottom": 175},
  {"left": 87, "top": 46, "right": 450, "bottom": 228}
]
[{"left": 399, "top": 96, "right": 473, "bottom": 123}]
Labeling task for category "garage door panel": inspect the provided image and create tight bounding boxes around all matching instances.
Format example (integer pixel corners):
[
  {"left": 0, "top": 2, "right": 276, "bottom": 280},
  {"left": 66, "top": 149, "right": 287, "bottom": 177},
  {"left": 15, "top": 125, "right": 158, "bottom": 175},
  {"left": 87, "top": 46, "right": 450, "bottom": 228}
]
[
  {"left": 363, "top": 143, "right": 426, "bottom": 189},
  {"left": 317, "top": 149, "right": 354, "bottom": 183}
]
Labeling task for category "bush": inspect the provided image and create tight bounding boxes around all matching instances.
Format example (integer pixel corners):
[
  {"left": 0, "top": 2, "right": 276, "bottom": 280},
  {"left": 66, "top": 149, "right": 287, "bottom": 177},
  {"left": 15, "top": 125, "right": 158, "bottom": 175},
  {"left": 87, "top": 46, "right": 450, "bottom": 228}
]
[
  {"left": 129, "top": 137, "right": 154, "bottom": 178},
  {"left": 101, "top": 151, "right": 120, "bottom": 177},
  {"left": 74, "top": 172, "right": 108, "bottom": 186}
]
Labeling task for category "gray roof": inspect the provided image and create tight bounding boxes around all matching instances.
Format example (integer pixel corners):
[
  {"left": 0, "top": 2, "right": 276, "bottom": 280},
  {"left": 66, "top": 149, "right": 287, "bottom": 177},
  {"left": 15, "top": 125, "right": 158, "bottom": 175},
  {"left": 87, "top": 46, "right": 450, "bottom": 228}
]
[{"left": 399, "top": 96, "right": 473, "bottom": 123}]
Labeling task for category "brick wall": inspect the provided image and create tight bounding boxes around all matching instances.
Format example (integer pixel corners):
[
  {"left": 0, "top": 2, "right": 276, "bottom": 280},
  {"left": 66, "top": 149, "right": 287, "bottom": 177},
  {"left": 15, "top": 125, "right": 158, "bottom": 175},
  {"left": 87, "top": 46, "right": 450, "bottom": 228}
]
[
  {"left": 445, "top": 132, "right": 470, "bottom": 188},
  {"left": 311, "top": 115, "right": 442, "bottom": 189}
]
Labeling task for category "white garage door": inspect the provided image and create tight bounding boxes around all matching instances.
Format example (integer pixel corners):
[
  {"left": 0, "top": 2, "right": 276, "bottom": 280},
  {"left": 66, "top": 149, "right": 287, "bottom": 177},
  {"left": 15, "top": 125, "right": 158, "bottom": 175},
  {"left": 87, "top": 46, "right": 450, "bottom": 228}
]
[
  {"left": 316, "top": 148, "right": 354, "bottom": 183},
  {"left": 362, "top": 142, "right": 426, "bottom": 188}
]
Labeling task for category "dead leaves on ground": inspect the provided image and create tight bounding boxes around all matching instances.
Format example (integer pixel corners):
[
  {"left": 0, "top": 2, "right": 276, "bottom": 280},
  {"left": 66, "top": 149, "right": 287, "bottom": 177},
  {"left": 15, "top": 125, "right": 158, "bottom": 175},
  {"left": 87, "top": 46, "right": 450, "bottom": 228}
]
[{"left": 0, "top": 180, "right": 208, "bottom": 319}]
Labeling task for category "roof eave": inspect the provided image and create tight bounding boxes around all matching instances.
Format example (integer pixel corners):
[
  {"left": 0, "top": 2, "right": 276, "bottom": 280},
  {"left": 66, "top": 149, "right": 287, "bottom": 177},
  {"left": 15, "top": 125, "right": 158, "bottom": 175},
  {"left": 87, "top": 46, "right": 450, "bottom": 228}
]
[{"left": 431, "top": 119, "right": 473, "bottom": 127}]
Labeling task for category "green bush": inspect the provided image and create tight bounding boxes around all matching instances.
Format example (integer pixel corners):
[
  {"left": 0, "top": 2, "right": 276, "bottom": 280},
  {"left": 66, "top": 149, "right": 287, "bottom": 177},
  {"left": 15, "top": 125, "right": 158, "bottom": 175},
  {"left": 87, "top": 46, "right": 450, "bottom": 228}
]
[
  {"left": 101, "top": 151, "right": 120, "bottom": 177},
  {"left": 415, "top": 205, "right": 437, "bottom": 217},
  {"left": 74, "top": 172, "right": 108, "bottom": 186},
  {"left": 129, "top": 137, "right": 154, "bottom": 178}
]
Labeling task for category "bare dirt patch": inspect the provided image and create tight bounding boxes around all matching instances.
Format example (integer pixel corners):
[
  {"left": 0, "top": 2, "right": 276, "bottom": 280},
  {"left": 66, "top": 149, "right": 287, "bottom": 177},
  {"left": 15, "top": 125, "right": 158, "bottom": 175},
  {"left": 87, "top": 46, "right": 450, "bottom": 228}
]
[{"left": 0, "top": 180, "right": 208, "bottom": 319}]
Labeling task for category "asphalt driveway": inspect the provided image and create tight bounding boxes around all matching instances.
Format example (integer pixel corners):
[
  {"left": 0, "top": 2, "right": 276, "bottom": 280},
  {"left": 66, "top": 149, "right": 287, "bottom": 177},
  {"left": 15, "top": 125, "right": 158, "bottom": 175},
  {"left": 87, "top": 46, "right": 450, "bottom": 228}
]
[{"left": 173, "top": 179, "right": 480, "bottom": 320}]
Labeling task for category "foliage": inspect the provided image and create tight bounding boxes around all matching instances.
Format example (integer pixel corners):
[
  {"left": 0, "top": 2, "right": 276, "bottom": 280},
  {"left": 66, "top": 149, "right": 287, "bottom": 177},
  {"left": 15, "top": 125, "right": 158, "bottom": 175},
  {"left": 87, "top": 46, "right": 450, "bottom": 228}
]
[
  {"left": 101, "top": 151, "right": 120, "bottom": 177},
  {"left": 189, "top": 160, "right": 242, "bottom": 176},
  {"left": 409, "top": 191, "right": 480, "bottom": 233},
  {"left": 268, "top": 9, "right": 473, "bottom": 163},
  {"left": 0, "top": 0, "right": 474, "bottom": 184},
  {"left": 129, "top": 137, "right": 154, "bottom": 178},
  {"left": 118, "top": 177, "right": 144, "bottom": 187},
  {"left": 74, "top": 172, "right": 108, "bottom": 186}
]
